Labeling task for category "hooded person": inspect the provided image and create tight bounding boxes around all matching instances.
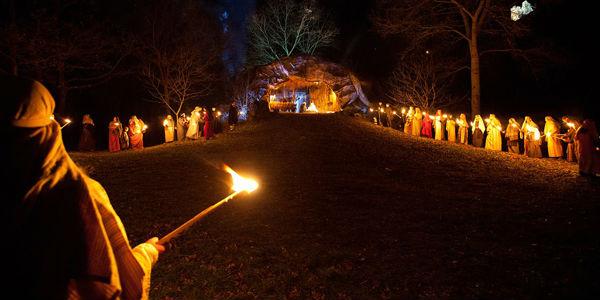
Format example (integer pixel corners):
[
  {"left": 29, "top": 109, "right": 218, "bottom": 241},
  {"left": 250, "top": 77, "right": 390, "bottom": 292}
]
[
  {"left": 505, "top": 118, "right": 521, "bottom": 154},
  {"left": 411, "top": 107, "right": 422, "bottom": 137},
  {"left": 544, "top": 116, "right": 563, "bottom": 158},
  {"left": 421, "top": 112, "right": 433, "bottom": 138},
  {"left": 163, "top": 115, "right": 175, "bottom": 143},
  {"left": 561, "top": 116, "right": 581, "bottom": 162},
  {"left": 472, "top": 115, "right": 486, "bottom": 148},
  {"left": 177, "top": 113, "right": 188, "bottom": 141},
  {"left": 404, "top": 107, "right": 414, "bottom": 134},
  {"left": 0, "top": 75, "right": 164, "bottom": 299},
  {"left": 485, "top": 114, "right": 502, "bottom": 151},
  {"left": 521, "top": 116, "right": 543, "bottom": 158},
  {"left": 434, "top": 110, "right": 445, "bottom": 140},
  {"left": 575, "top": 119, "right": 600, "bottom": 176},
  {"left": 78, "top": 114, "right": 96, "bottom": 151},
  {"left": 108, "top": 116, "right": 122, "bottom": 152},
  {"left": 457, "top": 114, "right": 469, "bottom": 145},
  {"left": 128, "top": 115, "right": 145, "bottom": 150},
  {"left": 186, "top": 107, "right": 202, "bottom": 140},
  {"left": 446, "top": 115, "right": 456, "bottom": 143}
]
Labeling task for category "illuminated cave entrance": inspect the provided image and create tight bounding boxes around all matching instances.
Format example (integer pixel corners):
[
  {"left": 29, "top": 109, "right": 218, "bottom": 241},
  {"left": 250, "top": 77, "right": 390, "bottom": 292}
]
[{"left": 267, "top": 76, "right": 339, "bottom": 113}]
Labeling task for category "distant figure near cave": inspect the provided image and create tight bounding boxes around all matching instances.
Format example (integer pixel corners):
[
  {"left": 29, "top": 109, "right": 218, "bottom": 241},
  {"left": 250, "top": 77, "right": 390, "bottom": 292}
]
[{"left": 78, "top": 114, "right": 96, "bottom": 152}]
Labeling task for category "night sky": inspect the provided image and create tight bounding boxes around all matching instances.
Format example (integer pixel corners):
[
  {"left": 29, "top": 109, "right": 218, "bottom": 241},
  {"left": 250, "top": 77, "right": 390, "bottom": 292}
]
[{"left": 2, "top": 0, "right": 598, "bottom": 147}]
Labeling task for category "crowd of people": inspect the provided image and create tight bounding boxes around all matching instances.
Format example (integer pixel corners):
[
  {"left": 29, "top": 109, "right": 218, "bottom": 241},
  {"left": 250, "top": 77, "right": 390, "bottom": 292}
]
[
  {"left": 370, "top": 104, "right": 600, "bottom": 177},
  {"left": 72, "top": 102, "right": 240, "bottom": 153}
]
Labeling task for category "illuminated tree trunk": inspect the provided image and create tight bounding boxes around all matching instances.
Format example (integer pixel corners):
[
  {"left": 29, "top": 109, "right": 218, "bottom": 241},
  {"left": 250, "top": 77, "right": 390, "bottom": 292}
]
[{"left": 470, "top": 32, "right": 481, "bottom": 116}]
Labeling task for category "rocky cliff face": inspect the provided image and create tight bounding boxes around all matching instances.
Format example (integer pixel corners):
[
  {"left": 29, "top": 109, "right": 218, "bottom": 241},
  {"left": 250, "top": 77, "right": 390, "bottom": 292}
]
[{"left": 249, "top": 56, "right": 370, "bottom": 110}]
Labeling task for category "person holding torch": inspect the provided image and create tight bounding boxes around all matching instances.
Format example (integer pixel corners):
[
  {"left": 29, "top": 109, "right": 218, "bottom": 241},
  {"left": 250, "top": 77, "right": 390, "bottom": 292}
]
[{"left": 0, "top": 75, "right": 165, "bottom": 300}]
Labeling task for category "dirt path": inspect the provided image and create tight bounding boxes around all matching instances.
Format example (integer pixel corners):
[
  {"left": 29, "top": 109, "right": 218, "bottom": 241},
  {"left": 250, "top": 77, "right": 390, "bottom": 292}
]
[{"left": 72, "top": 113, "right": 600, "bottom": 299}]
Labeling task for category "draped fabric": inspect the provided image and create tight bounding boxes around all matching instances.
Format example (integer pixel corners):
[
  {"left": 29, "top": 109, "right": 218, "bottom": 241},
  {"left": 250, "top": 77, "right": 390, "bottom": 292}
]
[
  {"left": 446, "top": 119, "right": 456, "bottom": 143},
  {"left": 163, "top": 116, "right": 175, "bottom": 143},
  {"left": 505, "top": 119, "right": 521, "bottom": 154},
  {"left": 485, "top": 116, "right": 502, "bottom": 151},
  {"left": 1, "top": 76, "right": 157, "bottom": 300},
  {"left": 128, "top": 117, "right": 144, "bottom": 150},
  {"left": 204, "top": 111, "right": 215, "bottom": 141},
  {"left": 434, "top": 111, "right": 444, "bottom": 140},
  {"left": 522, "top": 117, "right": 542, "bottom": 158},
  {"left": 421, "top": 114, "right": 432, "bottom": 138},
  {"left": 404, "top": 108, "right": 414, "bottom": 134},
  {"left": 177, "top": 114, "right": 187, "bottom": 141},
  {"left": 472, "top": 115, "right": 486, "bottom": 148},
  {"left": 186, "top": 108, "right": 201, "bottom": 140},
  {"left": 575, "top": 120, "right": 600, "bottom": 175},
  {"left": 544, "top": 117, "right": 563, "bottom": 158},
  {"left": 108, "top": 120, "right": 121, "bottom": 152},
  {"left": 78, "top": 117, "right": 96, "bottom": 152},
  {"left": 411, "top": 109, "right": 422, "bottom": 137},
  {"left": 457, "top": 114, "right": 469, "bottom": 145}
]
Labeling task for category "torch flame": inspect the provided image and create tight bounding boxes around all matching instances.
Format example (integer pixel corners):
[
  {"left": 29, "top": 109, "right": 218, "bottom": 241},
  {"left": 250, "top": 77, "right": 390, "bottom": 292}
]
[
  {"left": 224, "top": 165, "right": 259, "bottom": 193},
  {"left": 64, "top": 118, "right": 71, "bottom": 124}
]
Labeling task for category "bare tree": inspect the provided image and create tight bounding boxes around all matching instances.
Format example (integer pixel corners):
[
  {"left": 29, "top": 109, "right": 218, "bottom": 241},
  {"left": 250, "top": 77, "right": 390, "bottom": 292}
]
[
  {"left": 373, "top": 0, "right": 537, "bottom": 115},
  {"left": 248, "top": 0, "right": 337, "bottom": 65},
  {"left": 386, "top": 55, "right": 461, "bottom": 111},
  {"left": 1, "top": 1, "right": 129, "bottom": 112},
  {"left": 137, "top": 0, "right": 221, "bottom": 119}
]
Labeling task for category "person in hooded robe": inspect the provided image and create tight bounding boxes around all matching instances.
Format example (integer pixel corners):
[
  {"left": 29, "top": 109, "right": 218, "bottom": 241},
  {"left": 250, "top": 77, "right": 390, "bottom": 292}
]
[
  {"left": 544, "top": 116, "right": 563, "bottom": 159},
  {"left": 485, "top": 114, "right": 503, "bottom": 151},
  {"left": 472, "top": 115, "right": 486, "bottom": 148},
  {"left": 108, "top": 116, "right": 122, "bottom": 152},
  {"left": 521, "top": 116, "right": 543, "bottom": 158},
  {"left": 421, "top": 112, "right": 433, "bottom": 138},
  {"left": 404, "top": 107, "right": 414, "bottom": 134},
  {"left": 561, "top": 116, "right": 581, "bottom": 162},
  {"left": 186, "top": 107, "right": 201, "bottom": 140},
  {"left": 411, "top": 108, "right": 422, "bottom": 137},
  {"left": 228, "top": 102, "right": 239, "bottom": 131},
  {"left": 0, "top": 75, "right": 164, "bottom": 300},
  {"left": 505, "top": 118, "right": 521, "bottom": 154},
  {"left": 446, "top": 115, "right": 456, "bottom": 143},
  {"left": 163, "top": 115, "right": 175, "bottom": 143},
  {"left": 575, "top": 119, "right": 600, "bottom": 177},
  {"left": 128, "top": 115, "right": 144, "bottom": 150},
  {"left": 457, "top": 114, "right": 469, "bottom": 145},
  {"left": 434, "top": 110, "right": 445, "bottom": 140},
  {"left": 78, "top": 114, "right": 96, "bottom": 151},
  {"left": 385, "top": 104, "right": 393, "bottom": 128},
  {"left": 204, "top": 109, "right": 215, "bottom": 141},
  {"left": 177, "top": 113, "right": 188, "bottom": 141}
]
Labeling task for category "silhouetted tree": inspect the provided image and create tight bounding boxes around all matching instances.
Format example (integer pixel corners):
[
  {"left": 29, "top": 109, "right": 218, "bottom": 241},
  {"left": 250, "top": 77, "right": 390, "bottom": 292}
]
[
  {"left": 373, "top": 0, "right": 538, "bottom": 115},
  {"left": 248, "top": 0, "right": 337, "bottom": 65},
  {"left": 135, "top": 0, "right": 222, "bottom": 120}
]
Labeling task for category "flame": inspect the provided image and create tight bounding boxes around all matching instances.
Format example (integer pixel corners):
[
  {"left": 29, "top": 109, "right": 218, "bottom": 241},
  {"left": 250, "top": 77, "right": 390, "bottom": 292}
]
[
  {"left": 225, "top": 165, "right": 258, "bottom": 193},
  {"left": 143, "top": 124, "right": 148, "bottom": 131},
  {"left": 369, "top": 108, "right": 374, "bottom": 112},
  {"left": 307, "top": 103, "right": 319, "bottom": 112},
  {"left": 64, "top": 118, "right": 72, "bottom": 124},
  {"left": 163, "top": 119, "right": 168, "bottom": 126},
  {"left": 443, "top": 114, "right": 448, "bottom": 119},
  {"left": 50, "top": 115, "right": 55, "bottom": 120}
]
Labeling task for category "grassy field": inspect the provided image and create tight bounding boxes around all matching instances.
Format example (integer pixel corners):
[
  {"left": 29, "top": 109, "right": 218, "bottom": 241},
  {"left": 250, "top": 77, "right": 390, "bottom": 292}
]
[{"left": 71, "top": 113, "right": 600, "bottom": 299}]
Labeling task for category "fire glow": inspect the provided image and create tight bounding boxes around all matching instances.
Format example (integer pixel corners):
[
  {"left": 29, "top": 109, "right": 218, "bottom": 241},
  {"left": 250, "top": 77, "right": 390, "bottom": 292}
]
[{"left": 158, "top": 165, "right": 258, "bottom": 244}]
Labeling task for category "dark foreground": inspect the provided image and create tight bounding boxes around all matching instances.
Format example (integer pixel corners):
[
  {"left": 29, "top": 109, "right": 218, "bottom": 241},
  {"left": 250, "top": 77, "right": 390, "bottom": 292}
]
[{"left": 72, "top": 114, "right": 600, "bottom": 299}]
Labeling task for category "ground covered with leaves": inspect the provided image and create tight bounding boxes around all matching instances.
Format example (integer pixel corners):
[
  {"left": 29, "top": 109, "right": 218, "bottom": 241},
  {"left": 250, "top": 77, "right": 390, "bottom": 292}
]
[{"left": 72, "top": 113, "right": 600, "bottom": 299}]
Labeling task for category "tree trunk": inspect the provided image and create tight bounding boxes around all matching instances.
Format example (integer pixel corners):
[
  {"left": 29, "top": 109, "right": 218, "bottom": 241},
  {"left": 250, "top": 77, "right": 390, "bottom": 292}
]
[{"left": 469, "top": 34, "right": 481, "bottom": 116}]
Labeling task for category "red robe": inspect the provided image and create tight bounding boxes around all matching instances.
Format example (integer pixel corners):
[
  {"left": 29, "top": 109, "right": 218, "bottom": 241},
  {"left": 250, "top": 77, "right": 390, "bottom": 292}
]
[
  {"left": 421, "top": 115, "right": 433, "bottom": 138},
  {"left": 108, "top": 122, "right": 121, "bottom": 152},
  {"left": 128, "top": 120, "right": 144, "bottom": 150},
  {"left": 575, "top": 124, "right": 600, "bottom": 175},
  {"left": 204, "top": 113, "right": 215, "bottom": 141}
]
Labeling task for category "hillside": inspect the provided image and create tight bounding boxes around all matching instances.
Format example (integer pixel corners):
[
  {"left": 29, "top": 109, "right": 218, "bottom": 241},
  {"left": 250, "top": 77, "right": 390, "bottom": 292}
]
[{"left": 72, "top": 113, "right": 600, "bottom": 299}]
